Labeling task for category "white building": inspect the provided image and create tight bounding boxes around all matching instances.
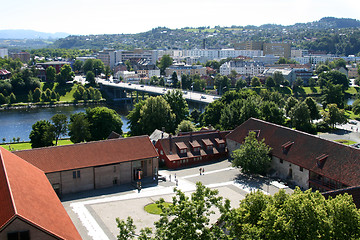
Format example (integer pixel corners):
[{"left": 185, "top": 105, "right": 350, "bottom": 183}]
[{"left": 220, "top": 60, "right": 265, "bottom": 76}]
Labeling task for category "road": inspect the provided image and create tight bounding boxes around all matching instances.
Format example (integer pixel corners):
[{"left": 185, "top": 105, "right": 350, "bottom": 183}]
[{"left": 97, "top": 78, "right": 218, "bottom": 104}]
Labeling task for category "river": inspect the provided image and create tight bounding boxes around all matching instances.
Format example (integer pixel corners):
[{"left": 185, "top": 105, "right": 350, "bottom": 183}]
[{"left": 0, "top": 104, "right": 130, "bottom": 142}]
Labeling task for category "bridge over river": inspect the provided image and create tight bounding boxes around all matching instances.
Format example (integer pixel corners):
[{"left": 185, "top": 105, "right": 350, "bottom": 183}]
[{"left": 98, "top": 79, "right": 219, "bottom": 108}]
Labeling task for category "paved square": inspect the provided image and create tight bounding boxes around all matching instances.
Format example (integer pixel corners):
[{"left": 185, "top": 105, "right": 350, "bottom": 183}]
[{"left": 62, "top": 160, "right": 293, "bottom": 240}]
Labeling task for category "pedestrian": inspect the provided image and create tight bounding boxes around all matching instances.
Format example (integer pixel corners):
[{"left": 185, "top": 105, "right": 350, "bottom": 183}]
[
  {"left": 169, "top": 174, "right": 171, "bottom": 182},
  {"left": 202, "top": 168, "right": 205, "bottom": 175},
  {"left": 175, "top": 173, "right": 177, "bottom": 179},
  {"left": 176, "top": 179, "right": 178, "bottom": 186},
  {"left": 199, "top": 168, "right": 202, "bottom": 175}
]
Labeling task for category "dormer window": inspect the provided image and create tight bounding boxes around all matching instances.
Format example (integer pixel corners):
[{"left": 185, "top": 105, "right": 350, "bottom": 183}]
[
  {"left": 190, "top": 140, "right": 201, "bottom": 152},
  {"left": 316, "top": 154, "right": 328, "bottom": 168},
  {"left": 175, "top": 142, "right": 188, "bottom": 154},
  {"left": 282, "top": 141, "right": 294, "bottom": 154}
]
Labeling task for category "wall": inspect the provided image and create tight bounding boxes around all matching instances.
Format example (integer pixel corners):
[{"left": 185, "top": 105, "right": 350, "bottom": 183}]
[
  {"left": 60, "top": 167, "right": 94, "bottom": 195},
  {"left": 0, "top": 217, "right": 57, "bottom": 240},
  {"left": 271, "top": 156, "right": 309, "bottom": 189},
  {"left": 94, "top": 163, "right": 121, "bottom": 189}
]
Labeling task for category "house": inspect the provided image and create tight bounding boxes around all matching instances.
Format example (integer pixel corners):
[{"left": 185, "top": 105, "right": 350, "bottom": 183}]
[
  {"left": 322, "top": 186, "right": 360, "bottom": 208},
  {"left": 226, "top": 118, "right": 360, "bottom": 192},
  {"left": 0, "top": 147, "right": 81, "bottom": 240},
  {"left": 155, "top": 130, "right": 230, "bottom": 169},
  {"left": 149, "top": 129, "right": 169, "bottom": 145},
  {"left": 14, "top": 136, "right": 159, "bottom": 196},
  {"left": 0, "top": 69, "right": 11, "bottom": 80}
]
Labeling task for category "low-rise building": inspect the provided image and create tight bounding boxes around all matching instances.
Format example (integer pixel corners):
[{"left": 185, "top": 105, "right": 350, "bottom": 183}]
[
  {"left": 155, "top": 130, "right": 230, "bottom": 169},
  {"left": 165, "top": 63, "right": 207, "bottom": 77},
  {"left": 220, "top": 60, "right": 265, "bottom": 77},
  {"left": 0, "top": 147, "right": 81, "bottom": 239},
  {"left": 15, "top": 136, "right": 159, "bottom": 196},
  {"left": 226, "top": 118, "right": 360, "bottom": 192},
  {"left": 9, "top": 52, "right": 30, "bottom": 62}
]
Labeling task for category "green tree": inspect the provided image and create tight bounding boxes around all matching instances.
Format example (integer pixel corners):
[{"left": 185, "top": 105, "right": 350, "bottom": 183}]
[
  {"left": 214, "top": 75, "right": 230, "bottom": 95},
  {"left": 201, "top": 100, "right": 225, "bottom": 129},
  {"left": 318, "top": 70, "right": 349, "bottom": 90},
  {"left": 305, "top": 97, "right": 321, "bottom": 120},
  {"left": 159, "top": 55, "right": 173, "bottom": 75},
  {"left": 171, "top": 71, "right": 178, "bottom": 88},
  {"left": 57, "top": 64, "right": 75, "bottom": 85},
  {"left": 321, "top": 83, "right": 345, "bottom": 108},
  {"left": 9, "top": 92, "right": 16, "bottom": 104},
  {"left": 176, "top": 120, "right": 196, "bottom": 133},
  {"left": 116, "top": 217, "right": 137, "bottom": 240},
  {"left": 265, "top": 77, "right": 275, "bottom": 88},
  {"left": 33, "top": 88, "right": 41, "bottom": 102},
  {"left": 315, "top": 64, "right": 330, "bottom": 74},
  {"left": 352, "top": 99, "right": 360, "bottom": 115},
  {"left": 232, "top": 131, "right": 272, "bottom": 175},
  {"left": 27, "top": 90, "right": 33, "bottom": 102},
  {"left": 29, "top": 120, "right": 55, "bottom": 148},
  {"left": 138, "top": 96, "right": 176, "bottom": 135},
  {"left": 45, "top": 66, "right": 56, "bottom": 82},
  {"left": 290, "top": 101, "right": 313, "bottom": 132},
  {"left": 273, "top": 71, "right": 285, "bottom": 87},
  {"left": 127, "top": 100, "right": 146, "bottom": 136},
  {"left": 163, "top": 90, "right": 189, "bottom": 127},
  {"left": 51, "top": 114, "right": 68, "bottom": 146},
  {"left": 83, "top": 59, "right": 94, "bottom": 74},
  {"left": 93, "top": 59, "right": 104, "bottom": 76},
  {"left": 86, "top": 106, "right": 123, "bottom": 141},
  {"left": 104, "top": 65, "right": 111, "bottom": 79},
  {"left": 260, "top": 101, "right": 285, "bottom": 125},
  {"left": 190, "top": 109, "right": 201, "bottom": 124},
  {"left": 68, "top": 112, "right": 91, "bottom": 143},
  {"left": 192, "top": 77, "right": 206, "bottom": 92},
  {"left": 0, "top": 93, "right": 6, "bottom": 104},
  {"left": 86, "top": 71, "right": 96, "bottom": 86},
  {"left": 150, "top": 76, "right": 159, "bottom": 86},
  {"left": 250, "top": 76, "right": 261, "bottom": 87},
  {"left": 180, "top": 74, "right": 192, "bottom": 90},
  {"left": 73, "top": 59, "right": 83, "bottom": 73},
  {"left": 324, "top": 103, "right": 347, "bottom": 128},
  {"left": 285, "top": 96, "right": 298, "bottom": 117},
  {"left": 235, "top": 79, "right": 247, "bottom": 90}
]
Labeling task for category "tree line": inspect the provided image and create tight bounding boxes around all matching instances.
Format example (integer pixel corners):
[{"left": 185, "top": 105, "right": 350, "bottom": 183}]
[{"left": 29, "top": 106, "right": 123, "bottom": 148}]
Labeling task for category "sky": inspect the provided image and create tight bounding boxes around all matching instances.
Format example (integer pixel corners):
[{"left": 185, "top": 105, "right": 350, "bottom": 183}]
[{"left": 1, "top": 0, "right": 359, "bottom": 35}]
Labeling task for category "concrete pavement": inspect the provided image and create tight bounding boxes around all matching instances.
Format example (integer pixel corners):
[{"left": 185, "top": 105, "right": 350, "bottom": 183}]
[{"left": 62, "top": 160, "right": 293, "bottom": 240}]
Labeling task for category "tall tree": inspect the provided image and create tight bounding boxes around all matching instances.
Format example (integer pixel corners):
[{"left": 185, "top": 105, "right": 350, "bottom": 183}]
[
  {"left": 176, "top": 120, "right": 196, "bottom": 133},
  {"left": 171, "top": 71, "right": 178, "bottom": 88},
  {"left": 86, "top": 71, "right": 96, "bottom": 86},
  {"left": 86, "top": 106, "right": 123, "bottom": 140},
  {"left": 93, "top": 59, "right": 105, "bottom": 76},
  {"left": 232, "top": 131, "right": 272, "bottom": 175},
  {"left": 57, "top": 64, "right": 74, "bottom": 85},
  {"left": 68, "top": 112, "right": 91, "bottom": 143},
  {"left": 214, "top": 75, "right": 230, "bottom": 95},
  {"left": 45, "top": 66, "right": 56, "bottom": 82},
  {"left": 321, "top": 83, "right": 345, "bottom": 108},
  {"left": 29, "top": 120, "right": 55, "bottom": 148},
  {"left": 324, "top": 103, "right": 347, "bottom": 128},
  {"left": 305, "top": 97, "right": 321, "bottom": 120},
  {"left": 159, "top": 55, "right": 173, "bottom": 75},
  {"left": 290, "top": 101, "right": 313, "bottom": 132},
  {"left": 51, "top": 114, "right": 68, "bottom": 146},
  {"left": 73, "top": 59, "right": 83, "bottom": 73},
  {"left": 163, "top": 90, "right": 189, "bottom": 127}
]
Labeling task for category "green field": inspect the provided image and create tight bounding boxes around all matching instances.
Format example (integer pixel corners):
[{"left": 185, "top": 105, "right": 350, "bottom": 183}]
[{"left": 1, "top": 139, "right": 73, "bottom": 151}]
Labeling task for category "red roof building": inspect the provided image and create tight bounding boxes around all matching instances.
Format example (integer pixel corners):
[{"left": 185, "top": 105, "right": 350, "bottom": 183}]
[
  {"left": 155, "top": 130, "right": 230, "bottom": 169},
  {"left": 0, "top": 69, "right": 11, "bottom": 80},
  {"left": 226, "top": 118, "right": 360, "bottom": 192},
  {"left": 0, "top": 147, "right": 81, "bottom": 240},
  {"left": 15, "top": 136, "right": 159, "bottom": 196}
]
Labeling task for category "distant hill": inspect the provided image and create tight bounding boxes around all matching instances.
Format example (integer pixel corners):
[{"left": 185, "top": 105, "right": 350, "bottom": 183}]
[{"left": 0, "top": 29, "right": 69, "bottom": 39}]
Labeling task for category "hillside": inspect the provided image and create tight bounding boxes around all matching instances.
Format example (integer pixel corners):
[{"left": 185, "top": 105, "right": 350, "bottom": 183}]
[{"left": 0, "top": 29, "right": 69, "bottom": 39}]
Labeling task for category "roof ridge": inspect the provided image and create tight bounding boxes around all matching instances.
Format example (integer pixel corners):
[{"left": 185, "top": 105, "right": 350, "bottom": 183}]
[
  {"left": 15, "top": 135, "right": 151, "bottom": 153},
  {"left": 0, "top": 149, "right": 17, "bottom": 216},
  {"left": 249, "top": 118, "right": 360, "bottom": 151}
]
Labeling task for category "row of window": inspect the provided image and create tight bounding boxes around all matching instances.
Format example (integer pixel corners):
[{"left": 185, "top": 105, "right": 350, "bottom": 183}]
[{"left": 179, "top": 156, "right": 203, "bottom": 164}]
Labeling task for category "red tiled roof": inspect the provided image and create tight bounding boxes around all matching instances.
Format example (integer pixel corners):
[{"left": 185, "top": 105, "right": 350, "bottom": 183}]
[
  {"left": 202, "top": 139, "right": 213, "bottom": 146},
  {"left": 15, "top": 136, "right": 158, "bottom": 173},
  {"left": 322, "top": 186, "right": 360, "bottom": 208},
  {"left": 226, "top": 118, "right": 360, "bottom": 187},
  {"left": 190, "top": 140, "right": 201, "bottom": 148},
  {"left": 0, "top": 147, "right": 81, "bottom": 239},
  {"left": 158, "top": 131, "right": 230, "bottom": 162}
]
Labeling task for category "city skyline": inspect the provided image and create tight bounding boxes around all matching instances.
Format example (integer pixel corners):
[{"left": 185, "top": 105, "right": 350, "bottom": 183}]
[{"left": 1, "top": 0, "right": 359, "bottom": 36}]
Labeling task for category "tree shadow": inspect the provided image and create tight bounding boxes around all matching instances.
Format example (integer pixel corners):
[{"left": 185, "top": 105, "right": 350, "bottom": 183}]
[
  {"left": 54, "top": 83, "right": 73, "bottom": 96},
  {"left": 233, "top": 173, "right": 266, "bottom": 190}
]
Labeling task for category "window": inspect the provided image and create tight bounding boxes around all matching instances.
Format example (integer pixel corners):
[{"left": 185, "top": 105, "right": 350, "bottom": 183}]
[
  {"left": 300, "top": 166, "right": 303, "bottom": 172},
  {"left": 114, "top": 166, "right": 116, "bottom": 172},
  {"left": 280, "top": 159, "right": 283, "bottom": 164},
  {"left": 7, "top": 231, "right": 30, "bottom": 240},
  {"left": 73, "top": 170, "right": 81, "bottom": 179},
  {"left": 160, "top": 150, "right": 163, "bottom": 155}
]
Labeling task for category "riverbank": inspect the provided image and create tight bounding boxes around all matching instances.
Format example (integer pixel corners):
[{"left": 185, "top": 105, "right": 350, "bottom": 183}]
[{"left": 0, "top": 99, "right": 106, "bottom": 111}]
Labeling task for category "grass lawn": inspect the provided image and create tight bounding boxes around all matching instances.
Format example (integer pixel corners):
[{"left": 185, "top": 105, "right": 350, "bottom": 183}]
[
  {"left": 59, "top": 84, "right": 77, "bottom": 102},
  {"left": 0, "top": 139, "right": 73, "bottom": 151},
  {"left": 334, "top": 139, "right": 357, "bottom": 145},
  {"left": 144, "top": 202, "right": 172, "bottom": 215},
  {"left": 303, "top": 87, "right": 321, "bottom": 95}
]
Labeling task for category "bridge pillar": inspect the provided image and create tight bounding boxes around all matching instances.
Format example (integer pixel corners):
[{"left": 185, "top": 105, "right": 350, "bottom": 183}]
[{"left": 136, "top": 91, "right": 139, "bottom": 103}]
